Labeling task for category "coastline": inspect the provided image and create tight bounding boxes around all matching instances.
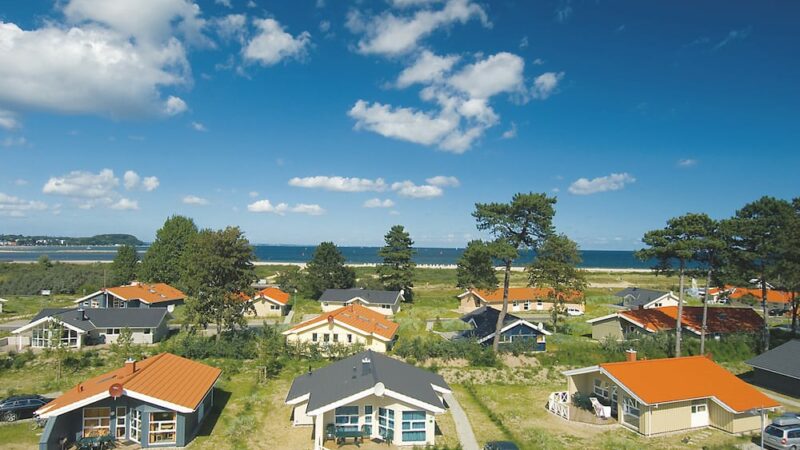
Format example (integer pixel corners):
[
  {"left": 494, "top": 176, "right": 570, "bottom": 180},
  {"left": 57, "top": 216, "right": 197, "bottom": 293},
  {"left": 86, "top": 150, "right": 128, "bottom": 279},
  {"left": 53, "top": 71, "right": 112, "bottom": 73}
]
[{"left": 5, "top": 259, "right": 652, "bottom": 273}]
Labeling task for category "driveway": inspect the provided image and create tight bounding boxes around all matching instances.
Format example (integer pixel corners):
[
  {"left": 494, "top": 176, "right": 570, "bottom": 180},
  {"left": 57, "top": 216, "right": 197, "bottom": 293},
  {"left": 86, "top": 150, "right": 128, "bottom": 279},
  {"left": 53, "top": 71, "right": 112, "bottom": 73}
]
[{"left": 444, "top": 392, "right": 479, "bottom": 450}]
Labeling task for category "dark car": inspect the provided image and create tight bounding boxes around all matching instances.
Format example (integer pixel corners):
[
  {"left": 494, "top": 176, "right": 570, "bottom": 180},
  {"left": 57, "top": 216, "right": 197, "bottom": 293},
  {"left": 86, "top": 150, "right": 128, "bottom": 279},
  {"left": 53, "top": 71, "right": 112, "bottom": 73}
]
[
  {"left": 0, "top": 395, "right": 50, "bottom": 422},
  {"left": 768, "top": 308, "right": 788, "bottom": 317},
  {"left": 484, "top": 442, "right": 520, "bottom": 450}
]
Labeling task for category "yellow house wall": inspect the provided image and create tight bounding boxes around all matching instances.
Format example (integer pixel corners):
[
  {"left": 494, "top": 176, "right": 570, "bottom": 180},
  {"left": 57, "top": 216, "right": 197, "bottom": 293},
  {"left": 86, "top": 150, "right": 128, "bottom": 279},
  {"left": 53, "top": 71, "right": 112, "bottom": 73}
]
[
  {"left": 647, "top": 400, "right": 693, "bottom": 435},
  {"left": 591, "top": 317, "right": 624, "bottom": 341},
  {"left": 285, "top": 321, "right": 389, "bottom": 353},
  {"left": 246, "top": 299, "right": 285, "bottom": 317},
  {"left": 321, "top": 301, "right": 399, "bottom": 316}
]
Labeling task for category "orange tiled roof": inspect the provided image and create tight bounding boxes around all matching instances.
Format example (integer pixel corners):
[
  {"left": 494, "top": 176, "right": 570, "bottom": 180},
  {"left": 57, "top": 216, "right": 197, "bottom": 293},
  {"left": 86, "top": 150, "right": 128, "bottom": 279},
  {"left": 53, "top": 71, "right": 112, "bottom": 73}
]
[
  {"left": 728, "top": 287, "right": 795, "bottom": 304},
  {"left": 286, "top": 304, "right": 398, "bottom": 340},
  {"left": 601, "top": 356, "right": 779, "bottom": 412},
  {"left": 36, "top": 353, "right": 220, "bottom": 417},
  {"left": 254, "top": 287, "right": 290, "bottom": 305},
  {"left": 620, "top": 306, "right": 764, "bottom": 334},
  {"left": 106, "top": 283, "right": 185, "bottom": 304},
  {"left": 471, "top": 287, "right": 582, "bottom": 304}
]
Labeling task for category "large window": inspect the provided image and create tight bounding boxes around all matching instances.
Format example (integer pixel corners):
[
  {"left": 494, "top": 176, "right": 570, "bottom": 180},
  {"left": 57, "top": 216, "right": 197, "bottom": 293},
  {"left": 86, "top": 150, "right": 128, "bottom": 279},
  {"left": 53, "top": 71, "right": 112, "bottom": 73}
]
[
  {"left": 622, "top": 397, "right": 640, "bottom": 429},
  {"left": 378, "top": 408, "right": 394, "bottom": 438},
  {"left": 83, "top": 407, "right": 111, "bottom": 437},
  {"left": 130, "top": 410, "right": 141, "bottom": 443},
  {"left": 401, "top": 411, "right": 426, "bottom": 442},
  {"left": 593, "top": 379, "right": 609, "bottom": 399},
  {"left": 31, "top": 323, "right": 79, "bottom": 348},
  {"left": 364, "top": 405, "right": 373, "bottom": 435},
  {"left": 115, "top": 407, "right": 126, "bottom": 439},
  {"left": 335, "top": 406, "right": 359, "bottom": 432},
  {"left": 148, "top": 412, "right": 176, "bottom": 444}
]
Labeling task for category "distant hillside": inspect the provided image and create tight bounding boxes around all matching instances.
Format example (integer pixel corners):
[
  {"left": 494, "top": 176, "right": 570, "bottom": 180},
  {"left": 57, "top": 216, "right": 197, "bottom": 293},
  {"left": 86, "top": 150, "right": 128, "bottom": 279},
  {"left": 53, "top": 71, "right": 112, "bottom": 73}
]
[{"left": 0, "top": 234, "right": 143, "bottom": 246}]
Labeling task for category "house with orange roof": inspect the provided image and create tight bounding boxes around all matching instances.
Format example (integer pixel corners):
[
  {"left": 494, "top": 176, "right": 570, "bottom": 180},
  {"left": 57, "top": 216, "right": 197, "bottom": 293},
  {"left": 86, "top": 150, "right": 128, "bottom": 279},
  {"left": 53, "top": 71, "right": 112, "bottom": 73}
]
[
  {"left": 587, "top": 305, "right": 764, "bottom": 341},
  {"left": 242, "top": 286, "right": 290, "bottom": 317},
  {"left": 457, "top": 287, "right": 584, "bottom": 314},
  {"left": 35, "top": 353, "right": 221, "bottom": 449},
  {"left": 74, "top": 282, "right": 185, "bottom": 309},
  {"left": 282, "top": 304, "right": 399, "bottom": 353},
  {"left": 549, "top": 352, "right": 779, "bottom": 436},
  {"left": 726, "top": 286, "right": 796, "bottom": 310}
]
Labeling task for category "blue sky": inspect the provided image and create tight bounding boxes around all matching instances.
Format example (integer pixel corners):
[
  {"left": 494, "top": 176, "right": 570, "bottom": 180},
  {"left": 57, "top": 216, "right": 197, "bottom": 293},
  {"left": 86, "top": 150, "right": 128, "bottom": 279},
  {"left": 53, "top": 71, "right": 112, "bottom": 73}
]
[{"left": 0, "top": 0, "right": 797, "bottom": 249}]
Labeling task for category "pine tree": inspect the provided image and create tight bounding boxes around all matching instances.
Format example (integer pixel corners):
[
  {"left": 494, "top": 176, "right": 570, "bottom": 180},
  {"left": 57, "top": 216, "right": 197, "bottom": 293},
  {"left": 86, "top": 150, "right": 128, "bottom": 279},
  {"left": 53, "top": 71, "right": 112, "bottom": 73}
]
[
  {"left": 304, "top": 242, "right": 356, "bottom": 299},
  {"left": 377, "top": 225, "right": 416, "bottom": 301}
]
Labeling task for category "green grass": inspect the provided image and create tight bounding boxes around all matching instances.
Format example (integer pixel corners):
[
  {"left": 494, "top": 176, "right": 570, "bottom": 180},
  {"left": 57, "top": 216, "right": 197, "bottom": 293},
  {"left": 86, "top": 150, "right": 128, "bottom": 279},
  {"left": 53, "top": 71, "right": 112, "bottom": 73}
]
[
  {"left": 0, "top": 294, "right": 75, "bottom": 321},
  {"left": 0, "top": 421, "right": 40, "bottom": 449}
]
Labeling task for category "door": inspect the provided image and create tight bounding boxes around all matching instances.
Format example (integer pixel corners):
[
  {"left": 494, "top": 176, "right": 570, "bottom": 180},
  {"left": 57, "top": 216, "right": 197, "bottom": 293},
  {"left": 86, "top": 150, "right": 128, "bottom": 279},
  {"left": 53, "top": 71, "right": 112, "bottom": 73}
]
[
  {"left": 690, "top": 402, "right": 708, "bottom": 428},
  {"left": 115, "top": 407, "right": 126, "bottom": 439},
  {"left": 130, "top": 410, "right": 141, "bottom": 443}
]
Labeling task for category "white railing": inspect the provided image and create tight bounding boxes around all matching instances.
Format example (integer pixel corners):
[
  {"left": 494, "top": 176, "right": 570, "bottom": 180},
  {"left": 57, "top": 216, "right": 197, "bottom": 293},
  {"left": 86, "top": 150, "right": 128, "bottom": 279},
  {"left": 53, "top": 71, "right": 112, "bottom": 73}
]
[{"left": 547, "top": 391, "right": 570, "bottom": 420}]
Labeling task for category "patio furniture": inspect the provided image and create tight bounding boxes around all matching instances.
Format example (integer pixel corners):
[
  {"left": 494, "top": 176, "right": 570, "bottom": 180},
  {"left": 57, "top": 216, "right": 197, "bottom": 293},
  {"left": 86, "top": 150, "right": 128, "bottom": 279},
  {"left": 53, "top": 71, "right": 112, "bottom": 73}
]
[
  {"left": 590, "top": 397, "right": 611, "bottom": 419},
  {"left": 75, "top": 434, "right": 114, "bottom": 450},
  {"left": 335, "top": 428, "right": 363, "bottom": 445},
  {"left": 379, "top": 429, "right": 393, "bottom": 445},
  {"left": 325, "top": 423, "right": 336, "bottom": 442}
]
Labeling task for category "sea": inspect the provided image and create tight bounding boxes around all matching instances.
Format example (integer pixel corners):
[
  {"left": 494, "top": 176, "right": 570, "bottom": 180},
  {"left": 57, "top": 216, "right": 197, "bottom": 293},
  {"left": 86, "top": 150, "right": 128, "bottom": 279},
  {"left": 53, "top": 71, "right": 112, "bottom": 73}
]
[{"left": 0, "top": 245, "right": 655, "bottom": 269}]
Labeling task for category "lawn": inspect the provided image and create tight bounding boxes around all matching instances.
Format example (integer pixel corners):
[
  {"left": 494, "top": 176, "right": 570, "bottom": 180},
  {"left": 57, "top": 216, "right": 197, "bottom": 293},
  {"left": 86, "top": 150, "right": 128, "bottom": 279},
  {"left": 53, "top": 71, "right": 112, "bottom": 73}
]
[{"left": 0, "top": 294, "right": 75, "bottom": 321}]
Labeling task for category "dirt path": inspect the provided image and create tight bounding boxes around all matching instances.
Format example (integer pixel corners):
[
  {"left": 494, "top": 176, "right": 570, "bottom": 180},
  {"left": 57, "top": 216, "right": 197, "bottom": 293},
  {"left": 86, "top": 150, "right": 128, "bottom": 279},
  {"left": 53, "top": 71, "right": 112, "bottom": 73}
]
[{"left": 443, "top": 392, "right": 479, "bottom": 450}]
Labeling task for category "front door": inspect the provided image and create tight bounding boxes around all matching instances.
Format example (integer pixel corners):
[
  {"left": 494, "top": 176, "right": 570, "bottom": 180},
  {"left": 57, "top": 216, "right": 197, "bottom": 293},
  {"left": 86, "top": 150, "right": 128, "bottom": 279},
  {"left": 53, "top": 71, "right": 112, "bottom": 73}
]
[
  {"left": 130, "top": 410, "right": 141, "bottom": 443},
  {"left": 115, "top": 407, "right": 126, "bottom": 439},
  {"left": 690, "top": 402, "right": 708, "bottom": 428}
]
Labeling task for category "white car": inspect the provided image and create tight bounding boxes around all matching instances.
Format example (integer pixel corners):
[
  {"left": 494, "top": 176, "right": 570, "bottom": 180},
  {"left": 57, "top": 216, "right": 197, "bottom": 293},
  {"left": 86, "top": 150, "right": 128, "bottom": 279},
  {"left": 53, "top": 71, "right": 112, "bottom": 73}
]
[{"left": 566, "top": 308, "right": 584, "bottom": 316}]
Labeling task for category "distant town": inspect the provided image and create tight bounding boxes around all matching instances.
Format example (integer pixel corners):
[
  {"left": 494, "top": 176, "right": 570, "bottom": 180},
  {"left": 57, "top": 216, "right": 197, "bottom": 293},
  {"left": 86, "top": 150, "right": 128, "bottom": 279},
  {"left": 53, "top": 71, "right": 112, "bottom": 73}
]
[{"left": 0, "top": 234, "right": 143, "bottom": 247}]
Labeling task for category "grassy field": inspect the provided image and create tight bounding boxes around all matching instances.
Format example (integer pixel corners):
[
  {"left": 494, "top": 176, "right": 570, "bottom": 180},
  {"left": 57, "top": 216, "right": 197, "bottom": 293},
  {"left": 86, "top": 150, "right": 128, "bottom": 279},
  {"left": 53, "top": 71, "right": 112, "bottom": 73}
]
[{"left": 0, "top": 294, "right": 75, "bottom": 321}]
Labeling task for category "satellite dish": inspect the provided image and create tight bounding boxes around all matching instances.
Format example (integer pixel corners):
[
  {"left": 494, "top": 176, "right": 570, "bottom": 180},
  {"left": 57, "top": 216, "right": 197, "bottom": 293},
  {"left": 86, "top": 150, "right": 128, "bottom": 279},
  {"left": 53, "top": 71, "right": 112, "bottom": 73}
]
[
  {"left": 327, "top": 315, "right": 334, "bottom": 325},
  {"left": 167, "top": 304, "right": 175, "bottom": 313},
  {"left": 108, "top": 383, "right": 124, "bottom": 399},
  {"left": 374, "top": 382, "right": 385, "bottom": 397}
]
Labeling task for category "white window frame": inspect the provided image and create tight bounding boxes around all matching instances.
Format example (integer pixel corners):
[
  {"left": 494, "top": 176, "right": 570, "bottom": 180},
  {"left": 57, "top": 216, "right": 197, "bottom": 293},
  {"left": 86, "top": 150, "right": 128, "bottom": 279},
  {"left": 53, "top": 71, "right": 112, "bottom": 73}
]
[
  {"left": 401, "top": 410, "right": 426, "bottom": 443},
  {"left": 593, "top": 379, "right": 609, "bottom": 399},
  {"left": 378, "top": 407, "right": 394, "bottom": 437},
  {"left": 115, "top": 407, "right": 126, "bottom": 439},
  {"left": 130, "top": 410, "right": 141, "bottom": 443},
  {"left": 148, "top": 411, "right": 177, "bottom": 445},
  {"left": 334, "top": 406, "right": 359, "bottom": 432},
  {"left": 82, "top": 407, "right": 111, "bottom": 438}
]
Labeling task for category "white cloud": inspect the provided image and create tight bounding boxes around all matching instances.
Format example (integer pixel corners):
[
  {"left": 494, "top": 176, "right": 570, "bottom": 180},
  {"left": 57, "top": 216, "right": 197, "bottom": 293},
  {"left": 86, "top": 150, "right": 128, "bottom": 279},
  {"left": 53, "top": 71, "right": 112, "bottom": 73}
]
[
  {"left": 215, "top": 0, "right": 233, "bottom": 8},
  {"left": 391, "top": 181, "right": 443, "bottom": 198},
  {"left": 249, "top": 191, "right": 259, "bottom": 198},
  {"left": 110, "top": 198, "right": 139, "bottom": 210},
  {"left": 555, "top": 0, "right": 573, "bottom": 23},
  {"left": 348, "top": 0, "right": 489, "bottom": 56},
  {"left": 713, "top": 26, "right": 752, "bottom": 51},
  {"left": 677, "top": 158, "right": 697, "bottom": 167},
  {"left": 123, "top": 170, "right": 141, "bottom": 190},
  {"left": 142, "top": 176, "right": 160, "bottom": 191},
  {"left": 363, "top": 198, "right": 395, "bottom": 208},
  {"left": 531, "top": 72, "right": 564, "bottom": 100},
  {"left": 164, "top": 96, "right": 188, "bottom": 116},
  {"left": 448, "top": 52, "right": 525, "bottom": 99},
  {"left": 1, "top": 136, "right": 27, "bottom": 148},
  {"left": 247, "top": 199, "right": 325, "bottom": 215},
  {"left": 14, "top": 179, "right": 28, "bottom": 186},
  {"left": 43, "top": 169, "right": 119, "bottom": 199},
  {"left": 390, "top": 0, "right": 443, "bottom": 7},
  {"left": 532, "top": 58, "right": 544, "bottom": 65},
  {"left": 243, "top": 18, "right": 310, "bottom": 66},
  {"left": 349, "top": 100, "right": 459, "bottom": 148},
  {"left": 182, "top": 195, "right": 209, "bottom": 205},
  {"left": 568, "top": 173, "right": 635, "bottom": 195},
  {"left": 425, "top": 175, "right": 460, "bottom": 187},
  {"left": 214, "top": 14, "right": 247, "bottom": 42},
  {"left": 396, "top": 50, "right": 459, "bottom": 88},
  {"left": 0, "top": 109, "right": 20, "bottom": 130},
  {"left": 191, "top": 121, "right": 207, "bottom": 132},
  {"left": 501, "top": 122, "right": 517, "bottom": 139},
  {"left": 63, "top": 0, "right": 209, "bottom": 46},
  {"left": 319, "top": 20, "right": 331, "bottom": 33},
  {"left": 0, "top": 192, "right": 47, "bottom": 217},
  {"left": 289, "top": 175, "right": 387, "bottom": 192}
]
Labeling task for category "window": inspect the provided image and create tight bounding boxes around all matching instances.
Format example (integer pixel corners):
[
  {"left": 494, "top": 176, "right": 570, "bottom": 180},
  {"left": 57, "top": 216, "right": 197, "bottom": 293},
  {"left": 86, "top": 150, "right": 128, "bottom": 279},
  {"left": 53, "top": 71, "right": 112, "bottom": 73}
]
[
  {"left": 270, "top": 304, "right": 280, "bottom": 310},
  {"left": 143, "top": 328, "right": 151, "bottom": 334},
  {"left": 333, "top": 333, "right": 339, "bottom": 343},
  {"left": 378, "top": 408, "right": 394, "bottom": 437},
  {"left": 593, "top": 379, "right": 608, "bottom": 399},
  {"left": 83, "top": 407, "right": 111, "bottom": 437},
  {"left": 622, "top": 397, "right": 640, "bottom": 429},
  {"left": 32, "top": 323, "right": 79, "bottom": 348},
  {"left": 312, "top": 333, "right": 318, "bottom": 342},
  {"left": 115, "top": 407, "right": 126, "bottom": 439},
  {"left": 788, "top": 430, "right": 800, "bottom": 439},
  {"left": 347, "top": 334, "right": 353, "bottom": 343},
  {"left": 130, "top": 410, "right": 141, "bottom": 443},
  {"left": 381, "top": 304, "right": 391, "bottom": 309},
  {"left": 106, "top": 328, "right": 120, "bottom": 335},
  {"left": 691, "top": 404, "right": 707, "bottom": 414},
  {"left": 149, "top": 411, "right": 176, "bottom": 444},
  {"left": 401, "top": 411, "right": 426, "bottom": 442},
  {"left": 323, "top": 333, "right": 330, "bottom": 343},
  {"left": 364, "top": 405, "right": 373, "bottom": 435},
  {"left": 335, "top": 406, "right": 359, "bottom": 432},
  {"left": 653, "top": 302, "right": 662, "bottom": 308},
  {"left": 524, "top": 301, "right": 531, "bottom": 310},
  {"left": 537, "top": 300, "right": 543, "bottom": 306},
  {"left": 323, "top": 302, "right": 329, "bottom": 307},
  {"left": 610, "top": 386, "right": 618, "bottom": 405},
  {"left": 512, "top": 301, "right": 519, "bottom": 308}
]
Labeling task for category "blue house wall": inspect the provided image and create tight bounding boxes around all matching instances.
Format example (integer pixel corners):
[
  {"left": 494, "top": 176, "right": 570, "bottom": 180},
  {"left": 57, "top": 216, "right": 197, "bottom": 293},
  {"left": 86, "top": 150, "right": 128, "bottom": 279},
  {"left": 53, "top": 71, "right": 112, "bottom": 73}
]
[
  {"left": 39, "top": 388, "right": 214, "bottom": 450},
  {"left": 474, "top": 323, "right": 546, "bottom": 352}
]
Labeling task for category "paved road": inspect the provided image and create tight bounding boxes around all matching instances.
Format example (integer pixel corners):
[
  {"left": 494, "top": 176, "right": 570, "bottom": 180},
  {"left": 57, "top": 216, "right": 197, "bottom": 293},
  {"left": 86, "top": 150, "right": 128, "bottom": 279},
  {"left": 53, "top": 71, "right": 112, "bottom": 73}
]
[
  {"left": 760, "top": 390, "right": 800, "bottom": 409},
  {"left": 443, "top": 392, "right": 479, "bottom": 450}
]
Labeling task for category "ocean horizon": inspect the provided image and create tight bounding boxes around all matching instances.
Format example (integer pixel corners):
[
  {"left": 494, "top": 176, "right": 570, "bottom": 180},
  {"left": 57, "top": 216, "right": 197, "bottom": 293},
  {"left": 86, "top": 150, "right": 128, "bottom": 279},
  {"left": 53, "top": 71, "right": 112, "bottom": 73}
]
[{"left": 0, "top": 245, "right": 659, "bottom": 269}]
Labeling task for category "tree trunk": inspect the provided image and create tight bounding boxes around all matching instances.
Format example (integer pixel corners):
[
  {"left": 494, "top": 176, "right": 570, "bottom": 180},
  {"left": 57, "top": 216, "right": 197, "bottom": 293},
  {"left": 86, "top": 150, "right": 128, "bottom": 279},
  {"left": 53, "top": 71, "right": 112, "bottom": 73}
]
[
  {"left": 216, "top": 315, "right": 222, "bottom": 343},
  {"left": 492, "top": 260, "right": 512, "bottom": 352},
  {"left": 700, "top": 268, "right": 712, "bottom": 354},
  {"left": 675, "top": 263, "right": 685, "bottom": 357},
  {"left": 791, "top": 292, "right": 798, "bottom": 338},
  {"left": 761, "top": 266, "right": 770, "bottom": 351}
]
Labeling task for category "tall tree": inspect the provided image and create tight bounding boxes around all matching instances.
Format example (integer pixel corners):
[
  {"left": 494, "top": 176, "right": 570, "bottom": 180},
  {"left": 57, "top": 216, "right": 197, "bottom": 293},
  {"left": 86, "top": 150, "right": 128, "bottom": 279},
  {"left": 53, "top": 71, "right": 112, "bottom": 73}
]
[
  {"left": 377, "top": 225, "right": 416, "bottom": 300},
  {"left": 140, "top": 215, "right": 198, "bottom": 286},
  {"left": 774, "top": 197, "right": 800, "bottom": 337},
  {"left": 181, "top": 227, "right": 255, "bottom": 341},
  {"left": 636, "top": 213, "right": 711, "bottom": 357},
  {"left": 690, "top": 215, "right": 725, "bottom": 354},
  {"left": 527, "top": 234, "right": 587, "bottom": 333},
  {"left": 304, "top": 242, "right": 356, "bottom": 299},
  {"left": 110, "top": 244, "right": 139, "bottom": 285},
  {"left": 473, "top": 193, "right": 557, "bottom": 352},
  {"left": 722, "top": 196, "right": 794, "bottom": 351},
  {"left": 456, "top": 240, "right": 499, "bottom": 291}
]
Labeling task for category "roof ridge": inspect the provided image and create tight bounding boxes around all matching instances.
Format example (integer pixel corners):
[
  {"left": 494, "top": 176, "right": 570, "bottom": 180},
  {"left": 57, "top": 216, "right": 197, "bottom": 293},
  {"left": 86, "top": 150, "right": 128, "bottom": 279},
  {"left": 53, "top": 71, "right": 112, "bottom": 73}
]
[
  {"left": 601, "top": 355, "right": 708, "bottom": 367},
  {"left": 120, "top": 352, "right": 167, "bottom": 386}
]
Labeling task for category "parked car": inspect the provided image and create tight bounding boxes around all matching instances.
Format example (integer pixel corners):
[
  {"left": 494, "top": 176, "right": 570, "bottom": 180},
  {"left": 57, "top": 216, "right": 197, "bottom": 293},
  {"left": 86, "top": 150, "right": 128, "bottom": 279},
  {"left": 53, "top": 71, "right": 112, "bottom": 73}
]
[
  {"left": 566, "top": 308, "right": 584, "bottom": 316},
  {"left": 0, "top": 395, "right": 50, "bottom": 422},
  {"left": 769, "top": 308, "right": 788, "bottom": 317},
  {"left": 763, "top": 415, "right": 800, "bottom": 450},
  {"left": 484, "top": 442, "right": 519, "bottom": 450}
]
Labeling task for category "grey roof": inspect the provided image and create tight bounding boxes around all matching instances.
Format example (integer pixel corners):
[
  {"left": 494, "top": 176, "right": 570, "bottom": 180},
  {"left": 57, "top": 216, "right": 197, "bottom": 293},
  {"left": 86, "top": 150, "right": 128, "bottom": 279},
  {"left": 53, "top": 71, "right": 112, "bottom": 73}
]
[
  {"left": 286, "top": 350, "right": 449, "bottom": 412},
  {"left": 29, "top": 308, "right": 168, "bottom": 332},
  {"left": 746, "top": 340, "right": 800, "bottom": 380},
  {"left": 614, "top": 287, "right": 670, "bottom": 307},
  {"left": 458, "top": 306, "right": 523, "bottom": 340},
  {"left": 318, "top": 289, "right": 402, "bottom": 305}
]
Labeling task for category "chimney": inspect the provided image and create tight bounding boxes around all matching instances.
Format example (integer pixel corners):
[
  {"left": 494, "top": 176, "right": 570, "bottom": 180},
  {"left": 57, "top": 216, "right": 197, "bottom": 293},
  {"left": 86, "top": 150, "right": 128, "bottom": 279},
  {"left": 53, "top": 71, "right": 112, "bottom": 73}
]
[
  {"left": 625, "top": 349, "right": 637, "bottom": 362},
  {"left": 361, "top": 356, "right": 372, "bottom": 376},
  {"left": 125, "top": 358, "right": 137, "bottom": 376},
  {"left": 705, "top": 353, "right": 713, "bottom": 361}
]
